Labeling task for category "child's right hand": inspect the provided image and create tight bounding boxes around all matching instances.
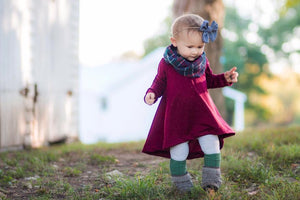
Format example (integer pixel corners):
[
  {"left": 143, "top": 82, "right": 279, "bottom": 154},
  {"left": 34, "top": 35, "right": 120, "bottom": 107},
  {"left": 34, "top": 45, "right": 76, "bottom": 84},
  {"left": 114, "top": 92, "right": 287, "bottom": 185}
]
[{"left": 145, "top": 92, "right": 156, "bottom": 105}]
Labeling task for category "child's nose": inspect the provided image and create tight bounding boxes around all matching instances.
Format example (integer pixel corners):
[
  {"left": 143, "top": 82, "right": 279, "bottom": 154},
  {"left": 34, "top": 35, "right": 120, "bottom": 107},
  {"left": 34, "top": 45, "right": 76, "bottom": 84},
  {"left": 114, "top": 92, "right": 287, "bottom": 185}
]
[{"left": 192, "top": 48, "right": 198, "bottom": 54}]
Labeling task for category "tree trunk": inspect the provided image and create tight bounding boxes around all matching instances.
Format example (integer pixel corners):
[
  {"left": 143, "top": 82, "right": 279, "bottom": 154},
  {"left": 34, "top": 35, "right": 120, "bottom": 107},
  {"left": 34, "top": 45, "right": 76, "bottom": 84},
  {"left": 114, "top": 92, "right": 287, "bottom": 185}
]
[{"left": 173, "top": 0, "right": 227, "bottom": 118}]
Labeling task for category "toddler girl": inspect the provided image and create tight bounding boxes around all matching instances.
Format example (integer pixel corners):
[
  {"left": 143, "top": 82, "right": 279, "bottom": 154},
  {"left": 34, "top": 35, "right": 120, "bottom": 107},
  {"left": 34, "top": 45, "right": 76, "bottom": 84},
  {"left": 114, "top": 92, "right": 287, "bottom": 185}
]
[{"left": 143, "top": 14, "right": 238, "bottom": 193}]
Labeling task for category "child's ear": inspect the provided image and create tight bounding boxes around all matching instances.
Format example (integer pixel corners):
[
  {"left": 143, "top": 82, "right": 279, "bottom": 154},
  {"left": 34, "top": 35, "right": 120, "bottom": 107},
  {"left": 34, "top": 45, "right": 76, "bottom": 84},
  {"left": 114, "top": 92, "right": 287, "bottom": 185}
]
[{"left": 170, "top": 37, "right": 177, "bottom": 47}]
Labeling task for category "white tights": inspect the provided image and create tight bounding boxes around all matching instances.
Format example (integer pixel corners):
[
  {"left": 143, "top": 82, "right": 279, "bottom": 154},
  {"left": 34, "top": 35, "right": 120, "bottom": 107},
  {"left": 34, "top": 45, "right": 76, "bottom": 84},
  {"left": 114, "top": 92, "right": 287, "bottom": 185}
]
[{"left": 170, "top": 135, "right": 220, "bottom": 161}]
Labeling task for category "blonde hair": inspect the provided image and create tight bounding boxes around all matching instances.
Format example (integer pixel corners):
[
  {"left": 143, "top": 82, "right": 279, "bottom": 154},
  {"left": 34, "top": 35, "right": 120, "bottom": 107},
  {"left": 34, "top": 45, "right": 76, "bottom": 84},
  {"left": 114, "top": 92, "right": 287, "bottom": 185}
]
[{"left": 171, "top": 14, "right": 205, "bottom": 38}]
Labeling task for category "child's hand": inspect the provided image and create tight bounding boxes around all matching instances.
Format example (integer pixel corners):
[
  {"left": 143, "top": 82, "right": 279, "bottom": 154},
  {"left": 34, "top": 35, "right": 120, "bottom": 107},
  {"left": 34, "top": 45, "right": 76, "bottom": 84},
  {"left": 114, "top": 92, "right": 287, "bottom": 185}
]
[
  {"left": 224, "top": 67, "right": 238, "bottom": 83},
  {"left": 145, "top": 92, "right": 156, "bottom": 105}
]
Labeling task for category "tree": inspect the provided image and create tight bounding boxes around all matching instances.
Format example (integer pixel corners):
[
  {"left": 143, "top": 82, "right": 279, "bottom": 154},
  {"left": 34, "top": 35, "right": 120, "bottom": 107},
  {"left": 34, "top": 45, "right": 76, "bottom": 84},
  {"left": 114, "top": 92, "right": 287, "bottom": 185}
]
[{"left": 173, "top": 0, "right": 227, "bottom": 117}]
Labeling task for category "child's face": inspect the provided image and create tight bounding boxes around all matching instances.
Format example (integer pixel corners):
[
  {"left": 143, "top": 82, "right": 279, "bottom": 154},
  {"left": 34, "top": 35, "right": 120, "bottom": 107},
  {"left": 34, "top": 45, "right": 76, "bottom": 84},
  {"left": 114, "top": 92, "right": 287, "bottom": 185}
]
[{"left": 171, "top": 31, "right": 205, "bottom": 62}]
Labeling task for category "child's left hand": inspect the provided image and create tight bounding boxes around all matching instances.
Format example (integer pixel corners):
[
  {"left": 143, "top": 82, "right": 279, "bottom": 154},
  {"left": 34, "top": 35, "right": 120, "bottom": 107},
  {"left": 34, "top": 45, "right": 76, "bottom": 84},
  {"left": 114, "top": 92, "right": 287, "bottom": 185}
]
[{"left": 224, "top": 67, "right": 238, "bottom": 83}]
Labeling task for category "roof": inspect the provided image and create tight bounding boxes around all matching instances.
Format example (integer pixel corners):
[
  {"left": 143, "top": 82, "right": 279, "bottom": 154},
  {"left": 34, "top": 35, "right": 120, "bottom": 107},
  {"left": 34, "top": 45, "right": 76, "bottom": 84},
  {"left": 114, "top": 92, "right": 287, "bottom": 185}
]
[{"left": 80, "top": 47, "right": 165, "bottom": 95}]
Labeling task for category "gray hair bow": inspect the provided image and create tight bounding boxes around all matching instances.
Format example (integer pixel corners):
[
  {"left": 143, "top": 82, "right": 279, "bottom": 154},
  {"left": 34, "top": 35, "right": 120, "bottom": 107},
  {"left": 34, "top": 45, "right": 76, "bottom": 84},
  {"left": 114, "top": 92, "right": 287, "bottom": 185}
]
[{"left": 199, "top": 20, "right": 218, "bottom": 43}]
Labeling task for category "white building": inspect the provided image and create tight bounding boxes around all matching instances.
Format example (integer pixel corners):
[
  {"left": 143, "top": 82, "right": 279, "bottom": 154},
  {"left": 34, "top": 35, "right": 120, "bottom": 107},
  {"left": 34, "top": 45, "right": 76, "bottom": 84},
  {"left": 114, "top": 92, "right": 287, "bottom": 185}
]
[
  {"left": 79, "top": 48, "right": 163, "bottom": 143},
  {"left": 0, "top": 0, "right": 79, "bottom": 150}
]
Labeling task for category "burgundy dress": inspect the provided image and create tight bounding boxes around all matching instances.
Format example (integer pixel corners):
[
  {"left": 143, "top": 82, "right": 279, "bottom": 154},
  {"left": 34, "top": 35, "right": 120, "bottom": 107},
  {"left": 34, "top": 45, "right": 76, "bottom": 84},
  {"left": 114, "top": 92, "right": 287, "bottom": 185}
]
[{"left": 142, "top": 58, "right": 235, "bottom": 159}]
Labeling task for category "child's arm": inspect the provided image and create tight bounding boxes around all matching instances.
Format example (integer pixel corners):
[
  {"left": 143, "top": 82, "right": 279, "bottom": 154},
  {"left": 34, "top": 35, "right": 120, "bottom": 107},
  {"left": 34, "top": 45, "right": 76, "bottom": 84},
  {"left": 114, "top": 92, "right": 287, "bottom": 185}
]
[
  {"left": 144, "top": 59, "right": 167, "bottom": 105},
  {"left": 205, "top": 59, "right": 238, "bottom": 89}
]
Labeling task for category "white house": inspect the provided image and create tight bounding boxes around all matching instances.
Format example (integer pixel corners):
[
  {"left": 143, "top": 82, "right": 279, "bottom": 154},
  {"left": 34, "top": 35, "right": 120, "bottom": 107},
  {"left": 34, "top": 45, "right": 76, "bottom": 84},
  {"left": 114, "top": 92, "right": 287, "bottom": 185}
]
[
  {"left": 0, "top": 0, "right": 79, "bottom": 150},
  {"left": 79, "top": 48, "right": 247, "bottom": 144},
  {"left": 79, "top": 48, "right": 163, "bottom": 143}
]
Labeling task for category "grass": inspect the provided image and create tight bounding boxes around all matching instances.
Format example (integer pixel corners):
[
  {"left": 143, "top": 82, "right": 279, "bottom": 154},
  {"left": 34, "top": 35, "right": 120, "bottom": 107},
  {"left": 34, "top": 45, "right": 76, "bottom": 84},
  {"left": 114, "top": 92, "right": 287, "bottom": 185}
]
[{"left": 0, "top": 126, "right": 299, "bottom": 199}]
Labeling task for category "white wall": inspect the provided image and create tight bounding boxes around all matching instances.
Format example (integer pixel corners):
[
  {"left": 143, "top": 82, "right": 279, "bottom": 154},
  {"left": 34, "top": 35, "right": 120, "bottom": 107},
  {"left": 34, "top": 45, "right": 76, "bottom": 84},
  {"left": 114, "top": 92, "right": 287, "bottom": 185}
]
[{"left": 79, "top": 49, "right": 164, "bottom": 143}]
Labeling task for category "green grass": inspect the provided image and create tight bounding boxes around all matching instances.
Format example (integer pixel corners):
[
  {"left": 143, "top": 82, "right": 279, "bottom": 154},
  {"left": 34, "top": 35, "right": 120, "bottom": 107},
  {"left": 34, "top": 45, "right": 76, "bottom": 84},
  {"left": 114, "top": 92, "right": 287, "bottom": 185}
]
[{"left": 0, "top": 127, "right": 299, "bottom": 199}]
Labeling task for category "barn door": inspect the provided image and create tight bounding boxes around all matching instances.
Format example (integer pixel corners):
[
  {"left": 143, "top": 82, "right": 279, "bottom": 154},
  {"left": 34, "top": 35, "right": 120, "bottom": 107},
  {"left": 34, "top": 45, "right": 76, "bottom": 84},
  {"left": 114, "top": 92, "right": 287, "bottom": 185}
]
[
  {"left": 19, "top": 79, "right": 75, "bottom": 147},
  {"left": 33, "top": 81, "right": 73, "bottom": 145},
  {"left": 0, "top": 1, "right": 28, "bottom": 150},
  {"left": 30, "top": 0, "right": 78, "bottom": 145}
]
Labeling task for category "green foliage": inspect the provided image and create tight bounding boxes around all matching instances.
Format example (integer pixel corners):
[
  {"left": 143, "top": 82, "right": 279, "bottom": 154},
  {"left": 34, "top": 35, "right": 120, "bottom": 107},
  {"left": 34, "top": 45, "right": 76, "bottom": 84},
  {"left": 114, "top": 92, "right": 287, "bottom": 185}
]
[
  {"left": 259, "top": 4, "right": 300, "bottom": 58},
  {"left": 223, "top": 7, "right": 273, "bottom": 122},
  {"left": 223, "top": 7, "right": 268, "bottom": 70}
]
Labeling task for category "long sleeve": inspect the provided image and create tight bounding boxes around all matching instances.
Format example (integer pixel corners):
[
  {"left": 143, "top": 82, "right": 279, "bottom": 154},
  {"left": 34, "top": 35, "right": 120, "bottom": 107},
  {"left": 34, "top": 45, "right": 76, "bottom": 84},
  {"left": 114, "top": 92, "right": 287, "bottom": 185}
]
[
  {"left": 205, "top": 59, "right": 232, "bottom": 89},
  {"left": 145, "top": 59, "right": 167, "bottom": 102}
]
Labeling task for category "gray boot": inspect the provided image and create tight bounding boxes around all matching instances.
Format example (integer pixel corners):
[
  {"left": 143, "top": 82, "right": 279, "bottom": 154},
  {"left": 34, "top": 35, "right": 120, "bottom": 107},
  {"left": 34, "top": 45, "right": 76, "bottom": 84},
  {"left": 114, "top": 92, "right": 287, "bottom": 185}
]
[
  {"left": 201, "top": 167, "right": 222, "bottom": 191},
  {"left": 171, "top": 172, "right": 193, "bottom": 192}
]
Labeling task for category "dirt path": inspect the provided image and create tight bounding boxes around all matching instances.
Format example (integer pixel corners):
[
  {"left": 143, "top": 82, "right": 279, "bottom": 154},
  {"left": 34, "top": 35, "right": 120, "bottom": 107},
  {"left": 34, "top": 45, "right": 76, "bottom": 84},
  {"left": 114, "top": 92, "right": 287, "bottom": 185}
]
[{"left": 106, "top": 149, "right": 166, "bottom": 176}]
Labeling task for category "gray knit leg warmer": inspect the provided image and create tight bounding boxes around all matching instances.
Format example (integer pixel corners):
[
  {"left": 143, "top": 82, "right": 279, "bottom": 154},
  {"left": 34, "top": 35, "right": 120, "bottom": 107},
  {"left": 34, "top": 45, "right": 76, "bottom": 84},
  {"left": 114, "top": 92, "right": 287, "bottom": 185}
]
[
  {"left": 201, "top": 167, "right": 222, "bottom": 191},
  {"left": 171, "top": 172, "right": 193, "bottom": 192}
]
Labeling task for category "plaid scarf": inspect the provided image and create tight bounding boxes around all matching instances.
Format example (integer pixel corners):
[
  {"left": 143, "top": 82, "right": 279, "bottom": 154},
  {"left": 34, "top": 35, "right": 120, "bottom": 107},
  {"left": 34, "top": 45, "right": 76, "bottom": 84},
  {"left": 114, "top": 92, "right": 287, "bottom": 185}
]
[{"left": 163, "top": 45, "right": 206, "bottom": 78}]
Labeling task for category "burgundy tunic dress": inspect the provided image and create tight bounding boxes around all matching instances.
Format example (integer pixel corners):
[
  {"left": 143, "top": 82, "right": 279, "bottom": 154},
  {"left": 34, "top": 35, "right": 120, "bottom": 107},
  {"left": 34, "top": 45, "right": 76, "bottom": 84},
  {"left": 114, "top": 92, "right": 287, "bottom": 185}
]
[{"left": 142, "top": 58, "right": 235, "bottom": 159}]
